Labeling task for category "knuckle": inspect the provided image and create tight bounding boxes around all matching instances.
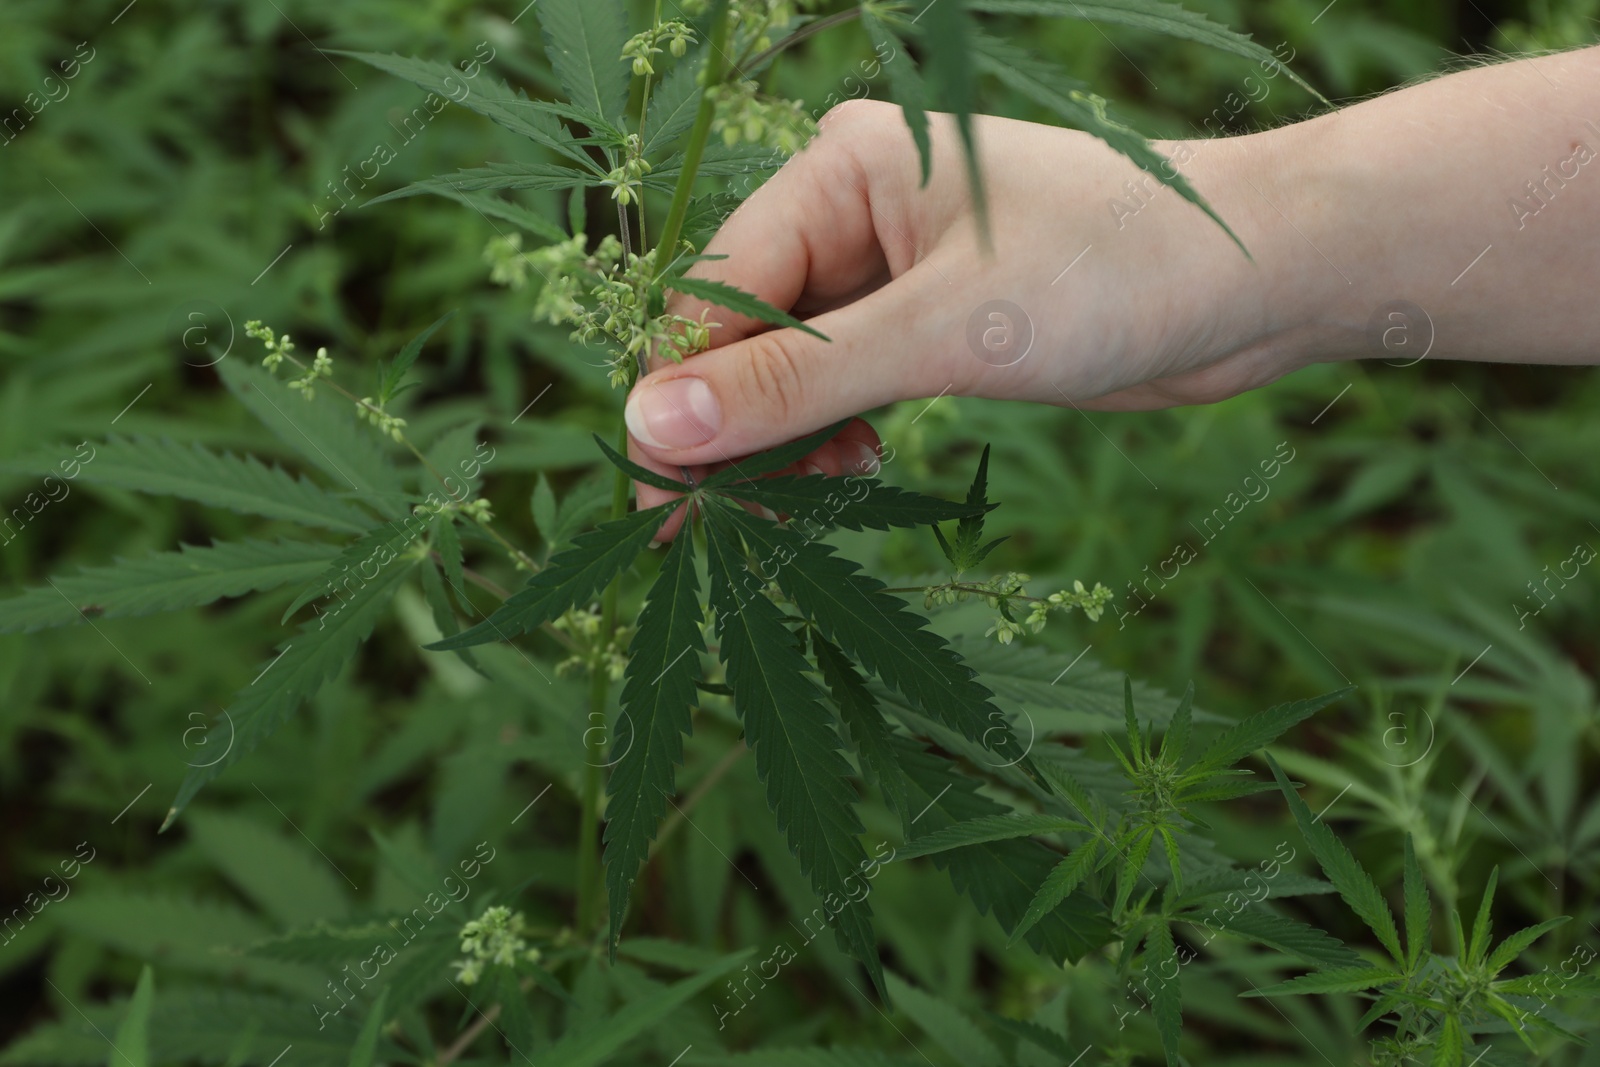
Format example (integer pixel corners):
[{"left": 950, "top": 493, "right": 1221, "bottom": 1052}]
[
  {"left": 738, "top": 331, "right": 808, "bottom": 425},
  {"left": 818, "top": 98, "right": 891, "bottom": 135}
]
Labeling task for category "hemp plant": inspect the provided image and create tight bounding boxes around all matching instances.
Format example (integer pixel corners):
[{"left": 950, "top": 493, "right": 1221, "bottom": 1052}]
[
  {"left": 329, "top": 0, "right": 1321, "bottom": 991},
  {"left": 14, "top": 1, "right": 1590, "bottom": 1064}
]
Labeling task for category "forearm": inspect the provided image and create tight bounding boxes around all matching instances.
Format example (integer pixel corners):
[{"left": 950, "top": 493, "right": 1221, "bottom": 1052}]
[{"left": 1237, "top": 45, "right": 1600, "bottom": 368}]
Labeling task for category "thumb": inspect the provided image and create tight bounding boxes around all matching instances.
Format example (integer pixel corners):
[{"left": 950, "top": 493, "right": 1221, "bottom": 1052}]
[{"left": 624, "top": 265, "right": 951, "bottom": 466}]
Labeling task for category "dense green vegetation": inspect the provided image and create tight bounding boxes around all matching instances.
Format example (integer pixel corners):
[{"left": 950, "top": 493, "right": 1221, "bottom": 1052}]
[{"left": 1, "top": 0, "right": 1597, "bottom": 1065}]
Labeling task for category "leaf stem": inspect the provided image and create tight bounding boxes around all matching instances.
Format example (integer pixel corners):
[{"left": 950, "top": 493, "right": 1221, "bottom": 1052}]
[
  {"left": 649, "top": 0, "right": 732, "bottom": 274},
  {"left": 879, "top": 581, "right": 1051, "bottom": 603},
  {"left": 735, "top": 7, "right": 864, "bottom": 77},
  {"left": 575, "top": 418, "right": 636, "bottom": 938}
]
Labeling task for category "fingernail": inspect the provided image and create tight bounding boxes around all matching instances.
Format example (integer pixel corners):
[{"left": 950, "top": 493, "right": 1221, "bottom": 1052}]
[
  {"left": 800, "top": 462, "right": 825, "bottom": 479},
  {"left": 626, "top": 377, "right": 721, "bottom": 450},
  {"left": 847, "top": 443, "right": 881, "bottom": 476}
]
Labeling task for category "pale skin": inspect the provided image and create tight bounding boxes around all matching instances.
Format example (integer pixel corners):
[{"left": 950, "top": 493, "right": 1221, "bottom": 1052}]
[{"left": 627, "top": 45, "right": 1600, "bottom": 537}]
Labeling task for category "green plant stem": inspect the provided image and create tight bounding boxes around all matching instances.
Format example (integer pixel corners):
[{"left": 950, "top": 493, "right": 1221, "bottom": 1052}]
[
  {"left": 879, "top": 582, "right": 1051, "bottom": 603},
  {"left": 736, "top": 6, "right": 864, "bottom": 77},
  {"left": 649, "top": 0, "right": 732, "bottom": 275},
  {"left": 575, "top": 419, "right": 635, "bottom": 938}
]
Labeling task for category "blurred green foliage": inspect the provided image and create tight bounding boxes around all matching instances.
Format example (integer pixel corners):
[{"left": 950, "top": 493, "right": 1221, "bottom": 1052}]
[{"left": 1, "top": 0, "right": 1597, "bottom": 1064}]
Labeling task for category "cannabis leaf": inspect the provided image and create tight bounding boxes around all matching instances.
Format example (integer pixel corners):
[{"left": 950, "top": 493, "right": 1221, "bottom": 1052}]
[
  {"left": 4, "top": 437, "right": 375, "bottom": 534},
  {"left": 933, "top": 444, "right": 1008, "bottom": 572},
  {"left": 603, "top": 530, "right": 705, "bottom": 954},
  {"left": 429, "top": 501, "right": 675, "bottom": 649},
  {"left": 538, "top": 0, "right": 631, "bottom": 123},
  {"left": 375, "top": 310, "right": 454, "bottom": 408},
  {"left": 703, "top": 503, "right": 885, "bottom": 995},
  {"left": 861, "top": 10, "right": 932, "bottom": 185},
  {"left": 0, "top": 540, "right": 335, "bottom": 634},
  {"left": 164, "top": 545, "right": 422, "bottom": 826},
  {"left": 721, "top": 507, "right": 1034, "bottom": 771},
  {"left": 661, "top": 275, "right": 829, "bottom": 340},
  {"left": 1264, "top": 752, "right": 1405, "bottom": 965}
]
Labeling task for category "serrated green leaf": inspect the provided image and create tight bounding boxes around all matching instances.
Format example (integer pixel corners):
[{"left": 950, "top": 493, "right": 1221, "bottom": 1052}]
[
  {"left": 538, "top": 0, "right": 630, "bottom": 121},
  {"left": 699, "top": 419, "right": 852, "bottom": 489},
  {"left": 1175, "top": 867, "right": 1334, "bottom": 909},
  {"left": 593, "top": 431, "right": 689, "bottom": 492},
  {"left": 884, "top": 973, "right": 1002, "bottom": 1067},
  {"left": 1010, "top": 837, "right": 1100, "bottom": 945},
  {"left": 704, "top": 509, "right": 884, "bottom": 995},
  {"left": 860, "top": 12, "right": 932, "bottom": 185},
  {"left": 1467, "top": 868, "right": 1498, "bottom": 968},
  {"left": 949, "top": 444, "right": 993, "bottom": 570},
  {"left": 643, "top": 53, "right": 706, "bottom": 156},
  {"left": 968, "top": 33, "right": 1249, "bottom": 256},
  {"left": 346, "top": 987, "right": 388, "bottom": 1067},
  {"left": 604, "top": 530, "right": 704, "bottom": 952},
  {"left": 1145, "top": 921, "right": 1182, "bottom": 1065},
  {"left": 187, "top": 810, "right": 350, "bottom": 928},
  {"left": 8, "top": 437, "right": 375, "bottom": 535},
  {"left": 1164, "top": 681, "right": 1194, "bottom": 764},
  {"left": 896, "top": 814, "right": 1091, "bottom": 860},
  {"left": 283, "top": 519, "right": 433, "bottom": 623},
  {"left": 983, "top": 1013, "right": 1076, "bottom": 1062},
  {"left": 540, "top": 952, "right": 752, "bottom": 1067},
  {"left": 369, "top": 163, "right": 602, "bottom": 206},
  {"left": 0, "top": 539, "right": 334, "bottom": 635},
  {"left": 1241, "top": 965, "right": 1403, "bottom": 997},
  {"left": 165, "top": 551, "right": 420, "bottom": 824},
  {"left": 53, "top": 892, "right": 322, "bottom": 995},
  {"left": 337, "top": 51, "right": 598, "bottom": 168},
  {"left": 430, "top": 502, "right": 673, "bottom": 650},
  {"left": 1495, "top": 972, "right": 1600, "bottom": 997},
  {"left": 1114, "top": 827, "right": 1156, "bottom": 917},
  {"left": 109, "top": 966, "right": 154, "bottom": 1067},
  {"left": 968, "top": 0, "right": 1324, "bottom": 101},
  {"left": 1485, "top": 917, "right": 1568, "bottom": 978},
  {"left": 1192, "top": 905, "right": 1363, "bottom": 968},
  {"left": 431, "top": 513, "right": 467, "bottom": 606},
  {"left": 1124, "top": 676, "right": 1146, "bottom": 767},
  {"left": 1403, "top": 834, "right": 1431, "bottom": 975},
  {"left": 918, "top": 0, "right": 986, "bottom": 226},
  {"left": 718, "top": 507, "right": 1032, "bottom": 772},
  {"left": 662, "top": 275, "right": 828, "bottom": 340},
  {"left": 1431, "top": 1012, "right": 1464, "bottom": 1067},
  {"left": 217, "top": 361, "right": 408, "bottom": 516},
  {"left": 891, "top": 737, "right": 1113, "bottom": 962},
  {"left": 427, "top": 188, "right": 572, "bottom": 242},
  {"left": 1188, "top": 687, "right": 1352, "bottom": 777},
  {"left": 714, "top": 473, "right": 984, "bottom": 532},
  {"left": 249, "top": 920, "right": 420, "bottom": 964},
  {"left": 1173, "top": 777, "right": 1280, "bottom": 804},
  {"left": 549, "top": 472, "right": 615, "bottom": 549},
  {"left": 532, "top": 473, "right": 558, "bottom": 536},
  {"left": 1264, "top": 753, "right": 1404, "bottom": 965},
  {"left": 813, "top": 633, "right": 914, "bottom": 828},
  {"left": 378, "top": 310, "right": 454, "bottom": 405}
]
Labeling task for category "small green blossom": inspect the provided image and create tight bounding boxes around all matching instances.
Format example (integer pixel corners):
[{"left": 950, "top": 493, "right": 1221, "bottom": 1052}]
[
  {"left": 356, "top": 397, "right": 407, "bottom": 442},
  {"left": 709, "top": 79, "right": 815, "bottom": 155},
  {"left": 244, "top": 320, "right": 295, "bottom": 370},
  {"left": 622, "top": 21, "right": 695, "bottom": 76},
  {"left": 452, "top": 906, "right": 541, "bottom": 986}
]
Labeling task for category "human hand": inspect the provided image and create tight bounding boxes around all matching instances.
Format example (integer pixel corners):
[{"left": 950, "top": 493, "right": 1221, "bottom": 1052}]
[{"left": 624, "top": 98, "right": 1313, "bottom": 537}]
